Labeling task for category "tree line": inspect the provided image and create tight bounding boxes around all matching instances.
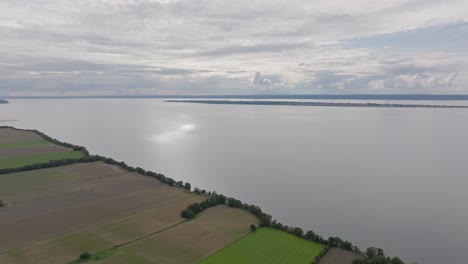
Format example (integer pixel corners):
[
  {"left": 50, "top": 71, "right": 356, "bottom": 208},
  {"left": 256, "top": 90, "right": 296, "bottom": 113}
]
[{"left": 352, "top": 247, "right": 410, "bottom": 264}]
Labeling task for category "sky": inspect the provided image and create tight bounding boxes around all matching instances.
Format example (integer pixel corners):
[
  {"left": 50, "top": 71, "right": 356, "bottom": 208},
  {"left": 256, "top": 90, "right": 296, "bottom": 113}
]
[{"left": 1, "top": 0, "right": 468, "bottom": 96}]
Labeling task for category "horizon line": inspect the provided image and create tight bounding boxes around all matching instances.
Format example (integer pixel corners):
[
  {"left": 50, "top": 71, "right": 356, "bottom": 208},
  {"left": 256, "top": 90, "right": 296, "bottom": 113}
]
[{"left": 3, "top": 94, "right": 468, "bottom": 100}]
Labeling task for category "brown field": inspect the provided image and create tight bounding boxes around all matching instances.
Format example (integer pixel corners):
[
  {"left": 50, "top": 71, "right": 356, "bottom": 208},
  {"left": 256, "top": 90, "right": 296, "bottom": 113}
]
[
  {"left": 0, "top": 145, "right": 69, "bottom": 156},
  {"left": 0, "top": 162, "right": 199, "bottom": 254},
  {"left": 93, "top": 206, "right": 259, "bottom": 264},
  {"left": 0, "top": 128, "right": 42, "bottom": 143},
  {"left": 319, "top": 247, "right": 365, "bottom": 264},
  {"left": 0, "top": 196, "right": 204, "bottom": 264}
]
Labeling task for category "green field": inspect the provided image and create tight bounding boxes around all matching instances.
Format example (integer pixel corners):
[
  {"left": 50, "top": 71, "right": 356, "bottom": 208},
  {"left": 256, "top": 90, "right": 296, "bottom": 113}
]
[
  {"left": 0, "top": 140, "right": 49, "bottom": 149},
  {"left": 0, "top": 151, "right": 85, "bottom": 169},
  {"left": 200, "top": 228, "right": 324, "bottom": 264}
]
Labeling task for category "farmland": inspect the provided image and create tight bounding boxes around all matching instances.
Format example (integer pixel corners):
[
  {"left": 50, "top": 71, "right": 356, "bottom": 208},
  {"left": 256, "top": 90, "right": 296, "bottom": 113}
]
[
  {"left": 89, "top": 206, "right": 258, "bottom": 264},
  {"left": 0, "top": 128, "right": 85, "bottom": 169},
  {"left": 318, "top": 247, "right": 365, "bottom": 264},
  {"left": 200, "top": 227, "right": 324, "bottom": 264},
  {"left": 0, "top": 127, "right": 355, "bottom": 264},
  {"left": 0, "top": 128, "right": 262, "bottom": 264},
  {"left": 0, "top": 162, "right": 200, "bottom": 255}
]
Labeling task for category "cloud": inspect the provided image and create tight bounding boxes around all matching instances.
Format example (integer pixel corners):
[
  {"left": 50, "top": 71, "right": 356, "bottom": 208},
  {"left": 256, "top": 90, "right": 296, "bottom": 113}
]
[{"left": 0, "top": 0, "right": 468, "bottom": 95}]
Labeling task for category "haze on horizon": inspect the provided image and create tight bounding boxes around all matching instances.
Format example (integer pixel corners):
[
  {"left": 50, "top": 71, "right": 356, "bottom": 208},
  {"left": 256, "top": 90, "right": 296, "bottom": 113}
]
[{"left": 1, "top": 0, "right": 468, "bottom": 96}]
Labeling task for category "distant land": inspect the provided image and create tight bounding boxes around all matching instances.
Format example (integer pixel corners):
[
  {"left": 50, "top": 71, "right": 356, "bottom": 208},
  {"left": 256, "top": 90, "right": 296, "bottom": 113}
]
[
  {"left": 3, "top": 94, "right": 468, "bottom": 100},
  {"left": 166, "top": 100, "right": 468, "bottom": 109},
  {"left": 0, "top": 99, "right": 8, "bottom": 104}
]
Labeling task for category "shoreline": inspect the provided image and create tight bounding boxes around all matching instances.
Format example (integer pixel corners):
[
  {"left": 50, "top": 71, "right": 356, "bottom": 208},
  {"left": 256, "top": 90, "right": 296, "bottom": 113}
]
[
  {"left": 166, "top": 100, "right": 468, "bottom": 108},
  {"left": 0, "top": 125, "right": 407, "bottom": 264}
]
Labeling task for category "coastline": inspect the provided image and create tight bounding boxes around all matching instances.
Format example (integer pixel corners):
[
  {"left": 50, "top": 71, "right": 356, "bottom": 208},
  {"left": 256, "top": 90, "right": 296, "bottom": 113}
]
[
  {"left": 0, "top": 125, "right": 406, "bottom": 264},
  {"left": 166, "top": 99, "right": 468, "bottom": 108}
]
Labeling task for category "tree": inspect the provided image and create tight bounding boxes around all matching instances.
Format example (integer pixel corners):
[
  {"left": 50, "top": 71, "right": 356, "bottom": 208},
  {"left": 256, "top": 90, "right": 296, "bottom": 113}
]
[
  {"left": 342, "top": 241, "right": 353, "bottom": 251},
  {"left": 188, "top": 203, "right": 202, "bottom": 214},
  {"left": 181, "top": 209, "right": 196, "bottom": 219},
  {"left": 305, "top": 230, "right": 316, "bottom": 241},
  {"left": 227, "top": 197, "right": 242, "bottom": 208},
  {"left": 377, "top": 248, "right": 385, "bottom": 256},
  {"left": 184, "top": 182, "right": 191, "bottom": 191},
  {"left": 292, "top": 227, "right": 303, "bottom": 237},
  {"left": 250, "top": 224, "right": 257, "bottom": 232},
  {"left": 391, "top": 257, "right": 405, "bottom": 264},
  {"left": 79, "top": 252, "right": 91, "bottom": 260},
  {"left": 366, "top": 247, "right": 378, "bottom": 258}
]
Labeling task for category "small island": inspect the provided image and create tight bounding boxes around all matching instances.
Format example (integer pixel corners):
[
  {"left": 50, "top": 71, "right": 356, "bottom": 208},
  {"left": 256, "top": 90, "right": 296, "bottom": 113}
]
[
  {"left": 166, "top": 100, "right": 468, "bottom": 109},
  {"left": 0, "top": 99, "right": 8, "bottom": 104}
]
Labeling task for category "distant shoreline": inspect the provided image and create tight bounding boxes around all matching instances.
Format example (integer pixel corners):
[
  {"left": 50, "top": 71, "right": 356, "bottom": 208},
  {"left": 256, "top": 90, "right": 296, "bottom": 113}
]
[{"left": 166, "top": 100, "right": 468, "bottom": 109}]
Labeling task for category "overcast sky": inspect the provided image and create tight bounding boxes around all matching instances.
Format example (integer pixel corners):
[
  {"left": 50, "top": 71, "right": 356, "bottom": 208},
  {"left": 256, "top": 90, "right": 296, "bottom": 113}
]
[{"left": 1, "top": 0, "right": 468, "bottom": 96}]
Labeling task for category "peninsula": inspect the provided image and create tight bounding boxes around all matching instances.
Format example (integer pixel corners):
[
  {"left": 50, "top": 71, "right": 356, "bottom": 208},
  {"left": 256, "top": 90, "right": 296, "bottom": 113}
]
[
  {"left": 166, "top": 99, "right": 468, "bottom": 108},
  {"left": 0, "top": 99, "right": 8, "bottom": 104},
  {"left": 0, "top": 126, "right": 407, "bottom": 264}
]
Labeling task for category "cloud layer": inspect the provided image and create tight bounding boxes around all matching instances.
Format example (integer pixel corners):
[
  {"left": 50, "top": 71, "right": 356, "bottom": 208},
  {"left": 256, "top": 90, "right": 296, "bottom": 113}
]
[{"left": 1, "top": 0, "right": 467, "bottom": 95}]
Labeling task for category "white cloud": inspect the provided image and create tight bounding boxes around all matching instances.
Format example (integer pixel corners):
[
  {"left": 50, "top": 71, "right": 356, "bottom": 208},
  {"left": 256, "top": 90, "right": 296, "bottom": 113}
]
[{"left": 0, "top": 0, "right": 468, "bottom": 95}]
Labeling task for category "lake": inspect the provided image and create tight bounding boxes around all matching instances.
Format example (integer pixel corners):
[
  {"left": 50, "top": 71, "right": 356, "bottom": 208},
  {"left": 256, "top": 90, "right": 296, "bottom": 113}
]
[{"left": 2, "top": 99, "right": 468, "bottom": 264}]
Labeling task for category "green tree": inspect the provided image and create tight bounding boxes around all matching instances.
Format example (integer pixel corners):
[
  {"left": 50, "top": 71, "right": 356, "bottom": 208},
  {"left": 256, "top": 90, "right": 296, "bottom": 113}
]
[
  {"left": 250, "top": 224, "right": 257, "bottom": 232},
  {"left": 366, "top": 247, "right": 377, "bottom": 258},
  {"left": 184, "top": 182, "right": 191, "bottom": 191},
  {"left": 79, "top": 252, "right": 91, "bottom": 260},
  {"left": 181, "top": 209, "right": 196, "bottom": 219},
  {"left": 227, "top": 197, "right": 242, "bottom": 208},
  {"left": 292, "top": 227, "right": 303, "bottom": 237},
  {"left": 391, "top": 257, "right": 405, "bottom": 264}
]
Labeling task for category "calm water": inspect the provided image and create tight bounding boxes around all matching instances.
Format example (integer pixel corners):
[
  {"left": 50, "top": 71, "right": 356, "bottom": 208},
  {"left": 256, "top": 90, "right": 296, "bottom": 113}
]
[{"left": 2, "top": 99, "right": 468, "bottom": 264}]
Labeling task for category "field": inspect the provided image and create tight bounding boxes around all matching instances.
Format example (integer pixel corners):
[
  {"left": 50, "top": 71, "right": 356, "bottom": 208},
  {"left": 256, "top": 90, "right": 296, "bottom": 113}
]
[
  {"left": 0, "top": 162, "right": 203, "bottom": 263},
  {"left": 0, "top": 128, "right": 85, "bottom": 169},
  {"left": 200, "top": 227, "right": 324, "bottom": 264},
  {"left": 90, "top": 206, "right": 259, "bottom": 264},
  {"left": 318, "top": 247, "right": 365, "bottom": 264}
]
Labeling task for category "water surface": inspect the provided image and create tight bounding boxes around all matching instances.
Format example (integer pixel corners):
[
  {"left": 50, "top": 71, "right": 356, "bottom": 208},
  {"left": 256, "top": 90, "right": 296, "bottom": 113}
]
[{"left": 2, "top": 99, "right": 468, "bottom": 264}]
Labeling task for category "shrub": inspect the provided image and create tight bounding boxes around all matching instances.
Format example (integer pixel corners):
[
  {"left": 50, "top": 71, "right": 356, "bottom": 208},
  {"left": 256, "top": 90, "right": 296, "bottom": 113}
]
[
  {"left": 227, "top": 197, "right": 242, "bottom": 208},
  {"left": 79, "top": 252, "right": 91, "bottom": 260},
  {"left": 250, "top": 224, "right": 257, "bottom": 232},
  {"left": 181, "top": 209, "right": 196, "bottom": 219}
]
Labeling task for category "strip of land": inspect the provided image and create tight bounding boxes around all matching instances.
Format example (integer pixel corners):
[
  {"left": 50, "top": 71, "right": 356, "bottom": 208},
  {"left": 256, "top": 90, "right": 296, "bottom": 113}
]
[
  {"left": 0, "top": 127, "right": 366, "bottom": 264},
  {"left": 166, "top": 99, "right": 468, "bottom": 108}
]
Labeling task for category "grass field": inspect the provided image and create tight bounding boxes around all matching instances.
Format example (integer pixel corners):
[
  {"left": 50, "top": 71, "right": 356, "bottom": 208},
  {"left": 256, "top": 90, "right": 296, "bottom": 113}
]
[
  {"left": 200, "top": 227, "right": 324, "bottom": 264},
  {"left": 0, "top": 150, "right": 85, "bottom": 169}
]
